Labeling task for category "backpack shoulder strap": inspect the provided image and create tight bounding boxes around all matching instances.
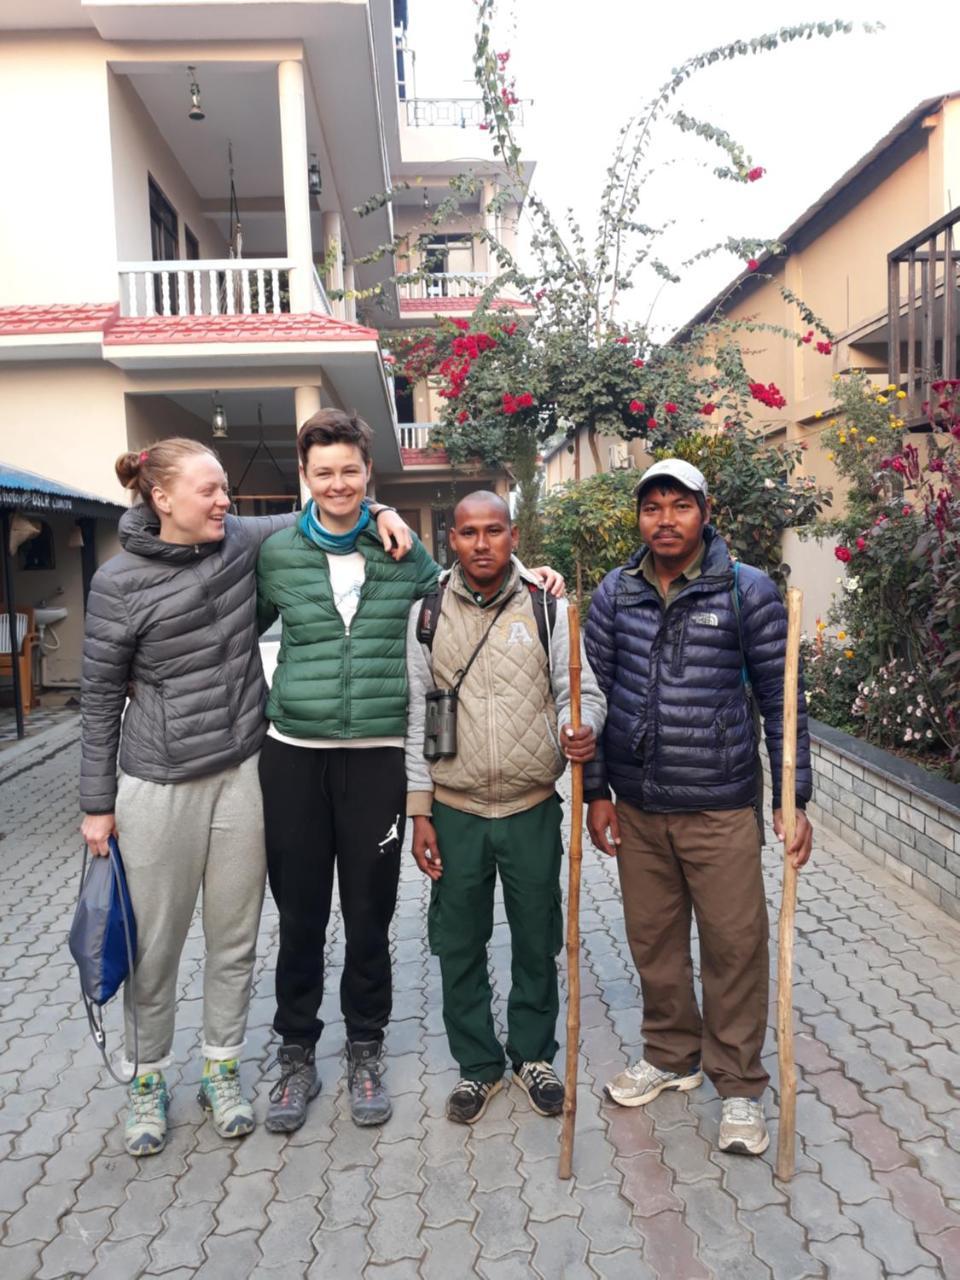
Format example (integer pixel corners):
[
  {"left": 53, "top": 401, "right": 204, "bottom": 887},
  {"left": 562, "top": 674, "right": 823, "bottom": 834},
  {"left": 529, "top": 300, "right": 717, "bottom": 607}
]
[
  {"left": 526, "top": 582, "right": 557, "bottom": 655},
  {"left": 416, "top": 578, "right": 448, "bottom": 651}
]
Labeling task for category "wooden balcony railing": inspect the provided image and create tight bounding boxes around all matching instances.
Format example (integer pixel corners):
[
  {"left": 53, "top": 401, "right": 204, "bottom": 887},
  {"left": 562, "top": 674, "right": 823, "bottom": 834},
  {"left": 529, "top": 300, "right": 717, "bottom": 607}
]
[{"left": 888, "top": 206, "right": 960, "bottom": 423}]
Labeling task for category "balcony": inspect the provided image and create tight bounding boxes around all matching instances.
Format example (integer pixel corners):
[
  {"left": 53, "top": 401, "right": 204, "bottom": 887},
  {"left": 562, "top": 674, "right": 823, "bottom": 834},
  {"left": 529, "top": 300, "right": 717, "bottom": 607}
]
[
  {"left": 399, "top": 424, "right": 438, "bottom": 449},
  {"left": 118, "top": 261, "right": 334, "bottom": 319},
  {"left": 403, "top": 98, "right": 525, "bottom": 129},
  {"left": 887, "top": 205, "right": 960, "bottom": 422},
  {"left": 398, "top": 272, "right": 491, "bottom": 301}
]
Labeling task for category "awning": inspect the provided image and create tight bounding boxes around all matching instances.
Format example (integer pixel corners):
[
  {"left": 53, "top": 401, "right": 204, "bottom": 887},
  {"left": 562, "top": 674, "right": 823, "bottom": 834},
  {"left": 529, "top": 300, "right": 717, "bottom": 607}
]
[{"left": 0, "top": 464, "right": 125, "bottom": 519}]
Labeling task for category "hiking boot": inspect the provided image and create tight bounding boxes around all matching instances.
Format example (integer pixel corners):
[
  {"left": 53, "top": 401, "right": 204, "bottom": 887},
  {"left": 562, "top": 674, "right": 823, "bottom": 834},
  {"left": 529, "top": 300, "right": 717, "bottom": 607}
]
[
  {"left": 605, "top": 1058, "right": 703, "bottom": 1108},
  {"left": 718, "top": 1097, "right": 769, "bottom": 1156},
  {"left": 197, "top": 1059, "right": 255, "bottom": 1138},
  {"left": 446, "top": 1077, "right": 503, "bottom": 1125},
  {"left": 266, "top": 1045, "right": 320, "bottom": 1134},
  {"left": 346, "top": 1039, "right": 392, "bottom": 1127},
  {"left": 125, "top": 1071, "right": 169, "bottom": 1156},
  {"left": 514, "top": 1061, "right": 564, "bottom": 1117}
]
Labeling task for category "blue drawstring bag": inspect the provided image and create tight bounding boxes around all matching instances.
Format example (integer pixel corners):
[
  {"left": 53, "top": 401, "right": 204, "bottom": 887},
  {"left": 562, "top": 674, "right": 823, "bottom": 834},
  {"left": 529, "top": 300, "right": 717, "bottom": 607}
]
[{"left": 68, "top": 836, "right": 139, "bottom": 1084}]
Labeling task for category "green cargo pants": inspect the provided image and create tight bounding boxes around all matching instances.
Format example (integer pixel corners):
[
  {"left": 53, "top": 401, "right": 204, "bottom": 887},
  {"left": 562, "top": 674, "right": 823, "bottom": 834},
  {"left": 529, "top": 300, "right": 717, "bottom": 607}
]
[{"left": 428, "top": 794, "right": 564, "bottom": 1081}]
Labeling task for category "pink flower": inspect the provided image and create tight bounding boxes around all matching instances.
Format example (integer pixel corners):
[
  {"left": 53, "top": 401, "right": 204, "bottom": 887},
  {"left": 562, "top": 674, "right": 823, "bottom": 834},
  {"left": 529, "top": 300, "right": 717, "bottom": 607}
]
[
  {"left": 747, "top": 166, "right": 765, "bottom": 182},
  {"left": 801, "top": 330, "right": 813, "bottom": 345},
  {"left": 835, "top": 546, "right": 852, "bottom": 563},
  {"left": 615, "top": 335, "right": 631, "bottom": 345},
  {"left": 646, "top": 417, "right": 658, "bottom": 429},
  {"left": 700, "top": 403, "right": 716, "bottom": 415},
  {"left": 534, "top": 288, "right": 546, "bottom": 301},
  {"left": 456, "top": 410, "right": 468, "bottom": 424},
  {"left": 856, "top": 536, "right": 867, "bottom": 551},
  {"left": 747, "top": 258, "right": 759, "bottom": 272},
  {"left": 664, "top": 402, "right": 679, "bottom": 414},
  {"left": 629, "top": 400, "right": 645, "bottom": 414},
  {"left": 633, "top": 358, "right": 645, "bottom": 368},
  {"left": 502, "top": 393, "right": 517, "bottom": 416},
  {"left": 516, "top": 391, "right": 535, "bottom": 409},
  {"left": 478, "top": 122, "right": 490, "bottom": 131},
  {"left": 452, "top": 318, "right": 471, "bottom": 331},
  {"left": 816, "top": 341, "right": 832, "bottom": 355}
]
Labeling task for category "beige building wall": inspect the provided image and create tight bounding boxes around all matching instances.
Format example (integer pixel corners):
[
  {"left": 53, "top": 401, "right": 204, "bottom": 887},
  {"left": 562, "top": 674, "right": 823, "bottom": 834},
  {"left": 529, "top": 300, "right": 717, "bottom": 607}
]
[
  {"left": 0, "top": 33, "right": 119, "bottom": 305},
  {"left": 0, "top": 363, "right": 128, "bottom": 501},
  {"left": 109, "top": 71, "right": 229, "bottom": 263}
]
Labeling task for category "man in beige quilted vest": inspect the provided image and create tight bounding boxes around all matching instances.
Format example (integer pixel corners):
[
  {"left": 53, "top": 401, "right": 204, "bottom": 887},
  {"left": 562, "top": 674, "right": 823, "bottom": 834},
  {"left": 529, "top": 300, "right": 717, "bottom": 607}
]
[{"left": 405, "top": 491, "right": 606, "bottom": 1124}]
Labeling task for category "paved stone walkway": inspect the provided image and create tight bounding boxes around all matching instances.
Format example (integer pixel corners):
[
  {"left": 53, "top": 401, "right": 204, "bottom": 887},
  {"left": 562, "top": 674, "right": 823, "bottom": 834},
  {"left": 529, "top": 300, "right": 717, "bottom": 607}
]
[{"left": 1, "top": 725, "right": 959, "bottom": 1278}]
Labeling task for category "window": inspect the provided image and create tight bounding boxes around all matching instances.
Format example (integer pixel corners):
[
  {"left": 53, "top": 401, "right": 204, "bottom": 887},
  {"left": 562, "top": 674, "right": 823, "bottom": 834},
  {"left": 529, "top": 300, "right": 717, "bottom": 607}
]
[
  {"left": 422, "top": 235, "right": 474, "bottom": 294},
  {"left": 393, "top": 375, "right": 415, "bottom": 424},
  {"left": 148, "top": 176, "right": 179, "bottom": 312},
  {"left": 17, "top": 521, "right": 55, "bottom": 571}
]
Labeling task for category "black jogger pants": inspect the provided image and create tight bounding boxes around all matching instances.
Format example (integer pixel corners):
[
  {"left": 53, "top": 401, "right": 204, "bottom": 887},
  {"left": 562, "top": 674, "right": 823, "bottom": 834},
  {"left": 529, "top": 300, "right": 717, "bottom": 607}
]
[{"left": 259, "top": 737, "right": 405, "bottom": 1048}]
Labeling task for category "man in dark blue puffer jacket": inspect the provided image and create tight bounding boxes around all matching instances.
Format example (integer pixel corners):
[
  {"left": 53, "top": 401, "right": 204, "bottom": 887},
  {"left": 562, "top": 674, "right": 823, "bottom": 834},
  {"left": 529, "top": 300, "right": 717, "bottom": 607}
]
[{"left": 585, "top": 458, "right": 813, "bottom": 1157}]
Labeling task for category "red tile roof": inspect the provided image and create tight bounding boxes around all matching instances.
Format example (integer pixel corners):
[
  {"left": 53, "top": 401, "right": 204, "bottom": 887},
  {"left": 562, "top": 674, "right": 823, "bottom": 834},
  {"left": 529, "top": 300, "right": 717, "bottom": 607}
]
[
  {"left": 399, "top": 297, "right": 534, "bottom": 315},
  {"left": 104, "top": 312, "right": 379, "bottom": 345},
  {"left": 0, "top": 304, "right": 378, "bottom": 345},
  {"left": 400, "top": 447, "right": 451, "bottom": 466},
  {"left": 0, "top": 303, "right": 118, "bottom": 334}
]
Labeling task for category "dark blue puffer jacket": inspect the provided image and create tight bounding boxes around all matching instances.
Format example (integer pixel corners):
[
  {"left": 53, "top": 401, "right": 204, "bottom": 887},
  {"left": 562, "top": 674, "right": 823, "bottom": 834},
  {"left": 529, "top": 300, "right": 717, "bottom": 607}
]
[{"left": 584, "top": 527, "right": 811, "bottom": 813}]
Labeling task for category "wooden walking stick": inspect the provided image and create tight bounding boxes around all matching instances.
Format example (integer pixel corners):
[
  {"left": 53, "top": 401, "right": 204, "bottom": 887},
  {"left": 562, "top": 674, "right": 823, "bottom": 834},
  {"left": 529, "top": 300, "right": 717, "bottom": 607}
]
[
  {"left": 558, "top": 600, "right": 583, "bottom": 1180},
  {"left": 776, "top": 586, "right": 802, "bottom": 1181}
]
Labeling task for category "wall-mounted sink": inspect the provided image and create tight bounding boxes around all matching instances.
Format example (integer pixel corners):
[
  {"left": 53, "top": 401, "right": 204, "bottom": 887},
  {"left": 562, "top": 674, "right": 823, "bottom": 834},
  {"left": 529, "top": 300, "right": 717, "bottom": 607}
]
[{"left": 35, "top": 607, "right": 68, "bottom": 629}]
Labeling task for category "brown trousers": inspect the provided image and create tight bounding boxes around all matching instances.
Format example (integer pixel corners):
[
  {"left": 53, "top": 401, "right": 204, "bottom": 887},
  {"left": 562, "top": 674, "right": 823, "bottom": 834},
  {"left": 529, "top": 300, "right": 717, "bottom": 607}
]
[{"left": 616, "top": 802, "right": 769, "bottom": 1098}]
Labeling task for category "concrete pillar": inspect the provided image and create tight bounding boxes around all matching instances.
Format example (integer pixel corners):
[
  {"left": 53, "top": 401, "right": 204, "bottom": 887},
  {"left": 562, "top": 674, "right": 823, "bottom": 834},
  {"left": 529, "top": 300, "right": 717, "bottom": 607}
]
[
  {"left": 278, "top": 60, "right": 315, "bottom": 314},
  {"left": 322, "top": 210, "right": 345, "bottom": 319},
  {"left": 343, "top": 262, "right": 356, "bottom": 323},
  {"left": 295, "top": 384, "right": 323, "bottom": 505}
]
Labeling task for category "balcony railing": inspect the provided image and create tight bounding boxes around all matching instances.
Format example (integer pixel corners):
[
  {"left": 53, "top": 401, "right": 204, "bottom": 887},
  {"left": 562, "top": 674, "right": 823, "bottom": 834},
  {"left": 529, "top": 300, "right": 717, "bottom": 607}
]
[
  {"left": 399, "top": 424, "right": 440, "bottom": 449},
  {"left": 888, "top": 206, "right": 960, "bottom": 423},
  {"left": 398, "top": 272, "right": 491, "bottom": 301},
  {"left": 119, "top": 258, "right": 294, "bottom": 318},
  {"left": 404, "top": 98, "right": 526, "bottom": 128}
]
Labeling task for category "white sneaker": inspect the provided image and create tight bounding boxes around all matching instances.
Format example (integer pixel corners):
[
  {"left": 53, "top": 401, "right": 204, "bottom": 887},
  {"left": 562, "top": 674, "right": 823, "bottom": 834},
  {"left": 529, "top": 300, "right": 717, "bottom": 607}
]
[
  {"left": 718, "top": 1097, "right": 769, "bottom": 1155},
  {"left": 605, "top": 1058, "right": 703, "bottom": 1108}
]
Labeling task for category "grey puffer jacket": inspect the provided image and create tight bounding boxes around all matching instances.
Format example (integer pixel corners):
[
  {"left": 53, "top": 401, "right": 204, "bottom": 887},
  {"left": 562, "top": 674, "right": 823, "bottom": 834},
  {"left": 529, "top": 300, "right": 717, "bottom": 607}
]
[{"left": 80, "top": 506, "right": 294, "bottom": 813}]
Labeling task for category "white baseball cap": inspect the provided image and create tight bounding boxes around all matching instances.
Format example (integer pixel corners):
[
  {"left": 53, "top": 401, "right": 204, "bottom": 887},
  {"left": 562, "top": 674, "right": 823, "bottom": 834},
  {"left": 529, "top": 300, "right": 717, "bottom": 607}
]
[{"left": 635, "top": 458, "right": 709, "bottom": 498}]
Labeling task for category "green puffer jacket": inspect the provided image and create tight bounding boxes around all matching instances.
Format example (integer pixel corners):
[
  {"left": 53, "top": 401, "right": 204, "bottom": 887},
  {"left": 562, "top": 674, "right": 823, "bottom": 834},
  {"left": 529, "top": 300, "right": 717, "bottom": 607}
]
[{"left": 257, "top": 520, "right": 440, "bottom": 739}]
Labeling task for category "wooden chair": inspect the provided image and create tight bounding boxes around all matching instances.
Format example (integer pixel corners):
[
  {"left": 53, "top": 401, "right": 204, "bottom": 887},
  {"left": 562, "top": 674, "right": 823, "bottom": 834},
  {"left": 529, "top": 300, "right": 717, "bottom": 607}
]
[{"left": 0, "top": 606, "right": 38, "bottom": 715}]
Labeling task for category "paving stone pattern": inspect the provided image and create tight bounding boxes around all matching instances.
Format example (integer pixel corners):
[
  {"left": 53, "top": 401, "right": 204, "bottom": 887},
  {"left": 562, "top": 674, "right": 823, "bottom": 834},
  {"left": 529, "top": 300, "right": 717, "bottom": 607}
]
[{"left": 1, "top": 727, "right": 959, "bottom": 1278}]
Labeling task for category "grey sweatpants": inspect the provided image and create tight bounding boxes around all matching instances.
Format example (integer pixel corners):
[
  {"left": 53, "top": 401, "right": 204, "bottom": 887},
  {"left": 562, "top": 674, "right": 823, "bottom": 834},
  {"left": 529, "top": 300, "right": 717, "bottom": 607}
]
[{"left": 115, "top": 754, "right": 266, "bottom": 1071}]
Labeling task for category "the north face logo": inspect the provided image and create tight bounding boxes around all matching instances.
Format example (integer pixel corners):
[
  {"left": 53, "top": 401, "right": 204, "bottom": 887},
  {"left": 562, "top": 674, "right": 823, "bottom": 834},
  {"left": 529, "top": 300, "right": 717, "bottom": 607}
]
[
  {"left": 506, "top": 620, "right": 533, "bottom": 645},
  {"left": 691, "top": 611, "right": 719, "bottom": 626}
]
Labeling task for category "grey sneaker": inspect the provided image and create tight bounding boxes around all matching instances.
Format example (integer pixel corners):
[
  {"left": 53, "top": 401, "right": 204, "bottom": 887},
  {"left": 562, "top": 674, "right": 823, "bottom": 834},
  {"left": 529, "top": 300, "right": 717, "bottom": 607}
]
[
  {"left": 718, "top": 1097, "right": 769, "bottom": 1155},
  {"left": 125, "top": 1071, "right": 169, "bottom": 1156},
  {"left": 446, "top": 1077, "right": 503, "bottom": 1124},
  {"left": 266, "top": 1045, "right": 320, "bottom": 1134},
  {"left": 605, "top": 1058, "right": 703, "bottom": 1108},
  {"left": 346, "top": 1039, "right": 392, "bottom": 1127}
]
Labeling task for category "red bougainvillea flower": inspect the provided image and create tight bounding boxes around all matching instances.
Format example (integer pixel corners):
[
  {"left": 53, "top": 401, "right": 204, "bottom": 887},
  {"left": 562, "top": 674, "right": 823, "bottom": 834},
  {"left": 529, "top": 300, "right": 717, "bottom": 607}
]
[
  {"left": 516, "top": 392, "right": 535, "bottom": 409},
  {"left": 816, "top": 340, "right": 832, "bottom": 355},
  {"left": 902, "top": 506, "right": 912, "bottom": 517},
  {"left": 931, "top": 379, "right": 947, "bottom": 393},
  {"left": 700, "top": 403, "right": 716, "bottom": 415},
  {"left": 383, "top": 353, "right": 397, "bottom": 364},
  {"left": 496, "top": 50, "right": 511, "bottom": 66},
  {"left": 502, "top": 321, "right": 518, "bottom": 336},
  {"left": 664, "top": 402, "right": 679, "bottom": 414},
  {"left": 835, "top": 546, "right": 852, "bottom": 563},
  {"left": 615, "top": 335, "right": 631, "bottom": 345},
  {"left": 929, "top": 457, "right": 946, "bottom": 472},
  {"left": 456, "top": 410, "right": 468, "bottom": 424},
  {"left": 856, "top": 536, "right": 867, "bottom": 551},
  {"left": 452, "top": 318, "right": 471, "bottom": 331},
  {"left": 501, "top": 87, "right": 519, "bottom": 108},
  {"left": 747, "top": 166, "right": 766, "bottom": 182},
  {"left": 478, "top": 122, "right": 490, "bottom": 131},
  {"left": 747, "top": 258, "right": 759, "bottom": 272},
  {"left": 502, "top": 394, "right": 517, "bottom": 415},
  {"left": 646, "top": 417, "right": 658, "bottom": 429},
  {"left": 749, "top": 381, "right": 787, "bottom": 410},
  {"left": 633, "top": 358, "right": 645, "bottom": 368},
  {"left": 629, "top": 400, "right": 645, "bottom": 414},
  {"left": 534, "top": 288, "right": 546, "bottom": 301},
  {"left": 801, "top": 330, "right": 813, "bottom": 344}
]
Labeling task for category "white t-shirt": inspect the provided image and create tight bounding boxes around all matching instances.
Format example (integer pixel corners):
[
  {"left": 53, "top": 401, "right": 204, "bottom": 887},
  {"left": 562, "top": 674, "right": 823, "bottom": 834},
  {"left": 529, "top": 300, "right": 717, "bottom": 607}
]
[{"left": 267, "top": 549, "right": 404, "bottom": 751}]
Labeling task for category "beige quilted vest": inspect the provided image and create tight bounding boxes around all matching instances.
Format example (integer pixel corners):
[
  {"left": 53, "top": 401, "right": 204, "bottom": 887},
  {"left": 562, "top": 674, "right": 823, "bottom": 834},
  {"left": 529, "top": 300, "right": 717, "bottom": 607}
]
[{"left": 429, "top": 569, "right": 563, "bottom": 818}]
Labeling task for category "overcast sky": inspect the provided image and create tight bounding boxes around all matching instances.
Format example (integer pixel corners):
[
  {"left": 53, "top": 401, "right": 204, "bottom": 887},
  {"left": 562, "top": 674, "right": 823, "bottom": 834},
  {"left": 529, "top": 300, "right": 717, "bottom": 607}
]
[{"left": 404, "top": 0, "right": 960, "bottom": 335}]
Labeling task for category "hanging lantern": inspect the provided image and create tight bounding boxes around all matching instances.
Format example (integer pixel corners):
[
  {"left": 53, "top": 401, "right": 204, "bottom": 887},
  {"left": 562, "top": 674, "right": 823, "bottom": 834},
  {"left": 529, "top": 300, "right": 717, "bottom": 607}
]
[
  {"left": 308, "top": 153, "right": 322, "bottom": 197},
  {"left": 187, "top": 66, "right": 205, "bottom": 122}
]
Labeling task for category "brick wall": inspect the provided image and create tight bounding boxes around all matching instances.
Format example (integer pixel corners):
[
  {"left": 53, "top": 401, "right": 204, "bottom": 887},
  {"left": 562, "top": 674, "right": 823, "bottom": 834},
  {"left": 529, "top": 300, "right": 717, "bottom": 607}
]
[{"left": 771, "top": 719, "right": 960, "bottom": 922}]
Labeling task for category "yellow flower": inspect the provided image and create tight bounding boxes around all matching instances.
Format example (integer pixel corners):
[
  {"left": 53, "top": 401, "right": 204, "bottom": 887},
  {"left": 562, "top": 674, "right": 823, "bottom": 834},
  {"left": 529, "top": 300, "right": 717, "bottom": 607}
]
[
  {"left": 837, "top": 631, "right": 846, "bottom": 640},
  {"left": 832, "top": 373, "right": 841, "bottom": 382},
  {"left": 887, "top": 383, "right": 897, "bottom": 392},
  {"left": 895, "top": 418, "right": 906, "bottom": 428},
  {"left": 838, "top": 435, "right": 847, "bottom": 444},
  {"left": 844, "top": 649, "right": 854, "bottom": 659},
  {"left": 850, "top": 427, "right": 858, "bottom": 435},
  {"left": 814, "top": 410, "right": 823, "bottom": 419},
  {"left": 876, "top": 395, "right": 888, "bottom": 405},
  {"left": 816, "top": 619, "right": 827, "bottom": 631},
  {"left": 827, "top": 451, "right": 835, "bottom": 460},
  {"left": 867, "top": 435, "right": 877, "bottom": 444},
  {"left": 896, "top": 390, "right": 907, "bottom": 400}
]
